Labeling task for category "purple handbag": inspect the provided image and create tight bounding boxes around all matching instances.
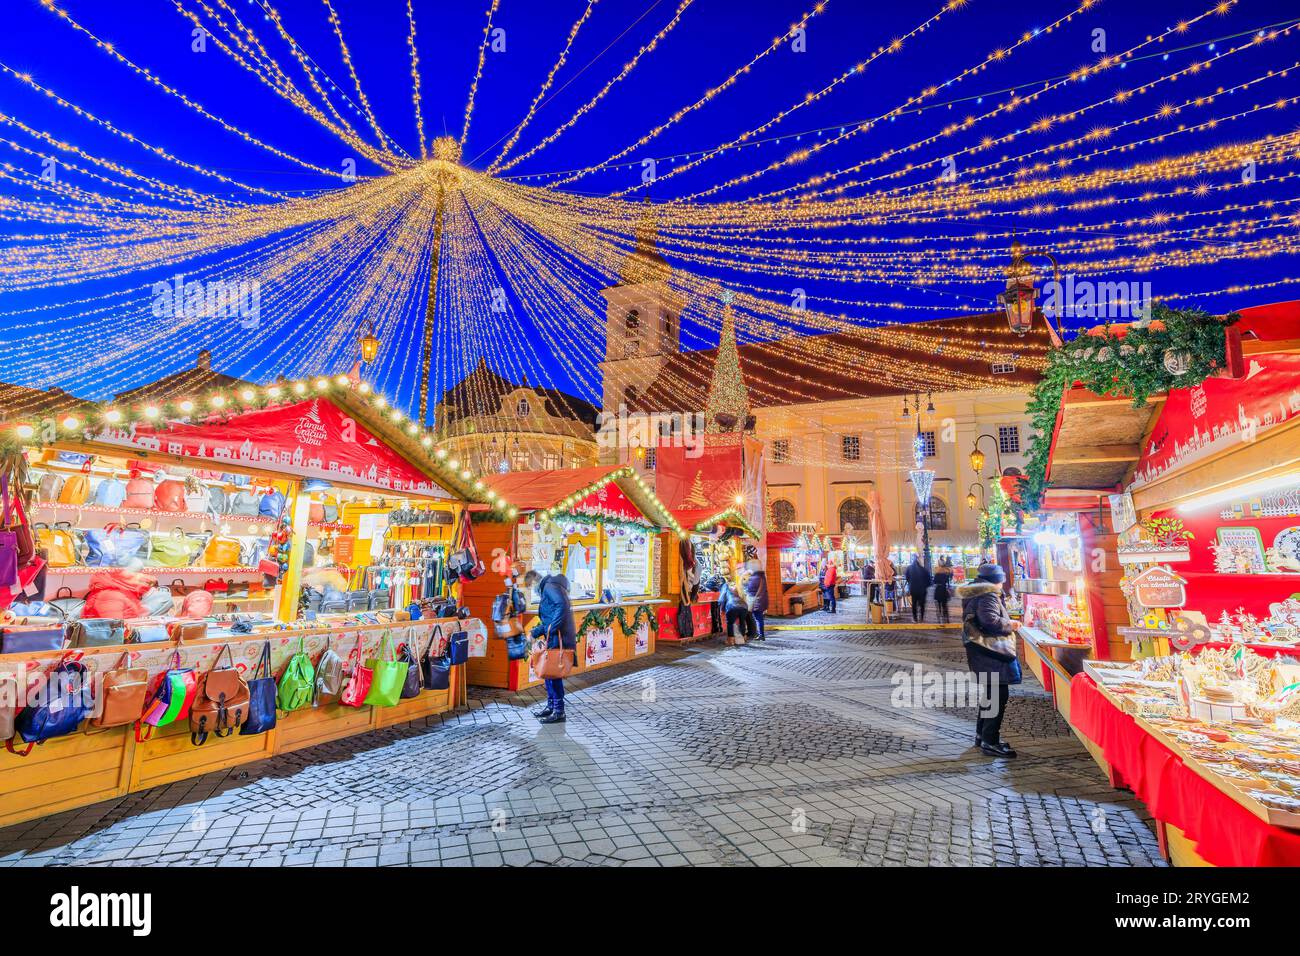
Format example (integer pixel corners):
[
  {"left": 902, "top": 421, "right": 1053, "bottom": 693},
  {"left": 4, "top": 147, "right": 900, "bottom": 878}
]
[
  {"left": 0, "top": 476, "right": 20, "bottom": 589},
  {"left": 1, "top": 625, "right": 66, "bottom": 654}
]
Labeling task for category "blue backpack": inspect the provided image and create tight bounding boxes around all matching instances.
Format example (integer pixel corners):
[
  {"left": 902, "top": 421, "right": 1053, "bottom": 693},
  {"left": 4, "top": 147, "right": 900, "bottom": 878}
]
[
  {"left": 92, "top": 478, "right": 127, "bottom": 508},
  {"left": 258, "top": 490, "right": 285, "bottom": 518},
  {"left": 9, "top": 658, "right": 91, "bottom": 755}
]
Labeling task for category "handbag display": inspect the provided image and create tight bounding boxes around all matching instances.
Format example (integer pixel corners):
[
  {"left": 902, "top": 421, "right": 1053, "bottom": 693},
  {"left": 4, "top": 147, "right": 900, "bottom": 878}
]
[
  {"left": 83, "top": 524, "right": 149, "bottom": 568},
  {"left": 190, "top": 644, "right": 250, "bottom": 745},
  {"left": 275, "top": 637, "right": 315, "bottom": 713},
  {"left": 362, "top": 631, "right": 407, "bottom": 707},
  {"left": 92, "top": 477, "right": 127, "bottom": 508},
  {"left": 203, "top": 536, "right": 244, "bottom": 568},
  {"left": 447, "top": 628, "right": 469, "bottom": 666},
  {"left": 57, "top": 473, "right": 90, "bottom": 506},
  {"left": 397, "top": 639, "right": 422, "bottom": 698},
  {"left": 420, "top": 626, "right": 451, "bottom": 690},
  {"left": 239, "top": 641, "right": 277, "bottom": 735},
  {"left": 48, "top": 586, "right": 86, "bottom": 621},
  {"left": 124, "top": 477, "right": 155, "bottom": 510},
  {"left": 529, "top": 629, "right": 576, "bottom": 680},
  {"left": 67, "top": 618, "right": 126, "bottom": 648},
  {"left": 91, "top": 651, "right": 149, "bottom": 729},
  {"left": 35, "top": 522, "right": 79, "bottom": 568},
  {"left": 313, "top": 638, "right": 344, "bottom": 707},
  {"left": 8, "top": 655, "right": 91, "bottom": 755},
  {"left": 0, "top": 624, "right": 66, "bottom": 654},
  {"left": 339, "top": 636, "right": 373, "bottom": 708},
  {"left": 136, "top": 649, "right": 198, "bottom": 740}
]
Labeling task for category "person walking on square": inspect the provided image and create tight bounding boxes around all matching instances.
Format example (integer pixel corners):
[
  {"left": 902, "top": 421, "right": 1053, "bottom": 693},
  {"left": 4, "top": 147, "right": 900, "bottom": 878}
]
[
  {"left": 743, "top": 560, "right": 769, "bottom": 641},
  {"left": 932, "top": 556, "right": 954, "bottom": 625},
  {"left": 820, "top": 559, "right": 838, "bottom": 614},
  {"left": 905, "top": 554, "right": 932, "bottom": 623},
  {"left": 958, "top": 562, "right": 1022, "bottom": 758},
  {"left": 525, "top": 569, "right": 575, "bottom": 724}
]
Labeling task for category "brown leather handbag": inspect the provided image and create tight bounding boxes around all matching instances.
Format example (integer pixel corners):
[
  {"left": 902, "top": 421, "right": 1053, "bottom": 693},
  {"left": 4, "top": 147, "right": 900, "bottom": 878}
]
[
  {"left": 189, "top": 645, "right": 250, "bottom": 745},
  {"left": 168, "top": 621, "right": 208, "bottom": 643},
  {"left": 528, "top": 630, "right": 575, "bottom": 680},
  {"left": 92, "top": 651, "right": 149, "bottom": 729}
]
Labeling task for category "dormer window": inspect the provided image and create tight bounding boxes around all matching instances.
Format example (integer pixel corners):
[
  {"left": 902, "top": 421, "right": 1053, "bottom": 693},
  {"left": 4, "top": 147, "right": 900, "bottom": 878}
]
[
  {"left": 515, "top": 397, "right": 531, "bottom": 418},
  {"left": 625, "top": 309, "right": 640, "bottom": 335}
]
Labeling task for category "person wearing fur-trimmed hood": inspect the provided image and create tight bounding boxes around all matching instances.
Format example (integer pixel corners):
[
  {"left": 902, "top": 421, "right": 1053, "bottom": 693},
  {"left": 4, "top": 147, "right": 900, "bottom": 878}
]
[{"left": 958, "top": 562, "right": 1022, "bottom": 758}]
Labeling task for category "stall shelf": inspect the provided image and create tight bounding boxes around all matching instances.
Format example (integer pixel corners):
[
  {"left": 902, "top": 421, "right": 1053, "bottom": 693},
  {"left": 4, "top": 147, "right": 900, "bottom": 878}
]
[{"left": 460, "top": 465, "right": 680, "bottom": 690}]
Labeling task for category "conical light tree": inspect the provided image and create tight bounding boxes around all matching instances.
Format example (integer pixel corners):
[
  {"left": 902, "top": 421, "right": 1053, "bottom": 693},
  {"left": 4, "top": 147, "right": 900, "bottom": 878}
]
[{"left": 704, "top": 290, "right": 751, "bottom": 435}]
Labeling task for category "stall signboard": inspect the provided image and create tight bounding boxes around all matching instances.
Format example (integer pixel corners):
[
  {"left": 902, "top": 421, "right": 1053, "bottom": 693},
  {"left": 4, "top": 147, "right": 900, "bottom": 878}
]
[
  {"left": 633, "top": 623, "right": 651, "bottom": 655},
  {"left": 585, "top": 627, "right": 615, "bottom": 666},
  {"left": 657, "top": 605, "right": 681, "bottom": 640},
  {"left": 1108, "top": 491, "right": 1138, "bottom": 535},
  {"left": 1132, "top": 566, "right": 1188, "bottom": 609},
  {"left": 91, "top": 398, "right": 448, "bottom": 496},
  {"left": 655, "top": 435, "right": 767, "bottom": 536}
]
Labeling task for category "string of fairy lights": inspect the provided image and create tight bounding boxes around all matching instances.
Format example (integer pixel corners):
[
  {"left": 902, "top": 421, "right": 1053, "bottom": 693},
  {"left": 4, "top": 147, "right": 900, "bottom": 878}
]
[{"left": 1, "top": 0, "right": 1298, "bottom": 489}]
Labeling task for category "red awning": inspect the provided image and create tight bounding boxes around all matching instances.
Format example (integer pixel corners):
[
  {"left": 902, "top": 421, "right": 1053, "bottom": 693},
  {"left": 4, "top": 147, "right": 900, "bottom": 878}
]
[{"left": 481, "top": 465, "right": 655, "bottom": 522}]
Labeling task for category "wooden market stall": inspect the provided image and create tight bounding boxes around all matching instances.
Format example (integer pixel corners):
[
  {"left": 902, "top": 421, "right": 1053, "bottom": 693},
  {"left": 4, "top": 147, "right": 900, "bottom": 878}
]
[
  {"left": 0, "top": 374, "right": 488, "bottom": 827},
  {"left": 460, "top": 465, "right": 677, "bottom": 690},
  {"left": 764, "top": 531, "right": 827, "bottom": 616},
  {"left": 659, "top": 506, "right": 760, "bottom": 642}
]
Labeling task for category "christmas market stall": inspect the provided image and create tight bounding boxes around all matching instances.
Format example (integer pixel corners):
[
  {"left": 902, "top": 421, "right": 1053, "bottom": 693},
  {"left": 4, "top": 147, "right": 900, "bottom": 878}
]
[
  {"left": 1024, "top": 302, "right": 1300, "bottom": 866},
  {"left": 0, "top": 373, "right": 491, "bottom": 828},
  {"left": 460, "top": 465, "right": 680, "bottom": 689}
]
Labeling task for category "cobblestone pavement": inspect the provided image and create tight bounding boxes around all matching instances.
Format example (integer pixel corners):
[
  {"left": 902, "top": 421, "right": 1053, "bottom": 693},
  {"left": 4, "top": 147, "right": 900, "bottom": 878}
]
[{"left": 0, "top": 625, "right": 1166, "bottom": 867}]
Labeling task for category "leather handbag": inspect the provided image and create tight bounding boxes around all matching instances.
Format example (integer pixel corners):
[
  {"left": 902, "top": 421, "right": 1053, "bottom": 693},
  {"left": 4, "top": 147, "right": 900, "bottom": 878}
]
[
  {"left": 505, "top": 634, "right": 528, "bottom": 660},
  {"left": 37, "top": 472, "right": 65, "bottom": 503},
  {"left": 92, "top": 478, "right": 127, "bottom": 508},
  {"left": 0, "top": 670, "right": 20, "bottom": 741},
  {"left": 258, "top": 489, "right": 285, "bottom": 519},
  {"left": 124, "top": 477, "right": 155, "bottom": 510},
  {"left": 91, "top": 651, "right": 148, "bottom": 729},
  {"left": 167, "top": 621, "right": 207, "bottom": 643},
  {"left": 275, "top": 637, "right": 315, "bottom": 713},
  {"left": 362, "top": 631, "right": 407, "bottom": 707},
  {"left": 48, "top": 587, "right": 86, "bottom": 621},
  {"left": 149, "top": 529, "right": 203, "bottom": 567},
  {"left": 229, "top": 490, "right": 259, "bottom": 516},
  {"left": 206, "top": 486, "right": 228, "bottom": 516},
  {"left": 339, "top": 636, "right": 373, "bottom": 707},
  {"left": 8, "top": 655, "right": 91, "bottom": 755},
  {"left": 84, "top": 524, "right": 149, "bottom": 567},
  {"left": 0, "top": 476, "right": 25, "bottom": 586},
  {"left": 203, "top": 536, "right": 243, "bottom": 567},
  {"left": 313, "top": 637, "right": 344, "bottom": 706},
  {"left": 136, "top": 649, "right": 198, "bottom": 741},
  {"left": 1, "top": 624, "right": 66, "bottom": 654},
  {"left": 57, "top": 473, "right": 90, "bottom": 506},
  {"left": 126, "top": 621, "right": 171, "bottom": 644},
  {"left": 35, "top": 522, "right": 78, "bottom": 568},
  {"left": 239, "top": 641, "right": 277, "bottom": 735},
  {"left": 154, "top": 479, "right": 187, "bottom": 512},
  {"left": 448, "top": 628, "right": 469, "bottom": 666},
  {"left": 420, "top": 627, "right": 451, "bottom": 690},
  {"left": 529, "top": 629, "right": 576, "bottom": 680},
  {"left": 140, "top": 586, "right": 176, "bottom": 617},
  {"left": 397, "top": 638, "right": 422, "bottom": 698},
  {"left": 190, "top": 644, "right": 250, "bottom": 745},
  {"left": 67, "top": 618, "right": 125, "bottom": 648},
  {"left": 183, "top": 477, "right": 209, "bottom": 514}
]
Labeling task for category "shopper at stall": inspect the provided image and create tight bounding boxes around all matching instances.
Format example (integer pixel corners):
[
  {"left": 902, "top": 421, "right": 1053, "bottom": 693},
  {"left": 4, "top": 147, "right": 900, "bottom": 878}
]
[
  {"left": 957, "top": 563, "right": 1022, "bottom": 758},
  {"left": 743, "top": 560, "right": 769, "bottom": 641},
  {"left": 820, "top": 559, "right": 838, "bottom": 614},
  {"left": 524, "top": 569, "right": 576, "bottom": 724},
  {"left": 905, "top": 554, "right": 932, "bottom": 623},
  {"left": 717, "top": 575, "right": 756, "bottom": 643},
  {"left": 932, "top": 556, "right": 954, "bottom": 624}
]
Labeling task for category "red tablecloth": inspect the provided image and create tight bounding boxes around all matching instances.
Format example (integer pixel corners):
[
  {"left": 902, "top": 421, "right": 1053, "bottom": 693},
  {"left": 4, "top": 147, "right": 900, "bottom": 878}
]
[{"left": 1071, "top": 674, "right": 1300, "bottom": 866}]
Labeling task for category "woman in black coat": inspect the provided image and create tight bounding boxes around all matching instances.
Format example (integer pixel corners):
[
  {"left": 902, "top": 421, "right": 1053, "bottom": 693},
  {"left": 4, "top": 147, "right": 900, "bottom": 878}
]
[
  {"left": 525, "top": 570, "right": 576, "bottom": 724},
  {"left": 932, "top": 557, "right": 954, "bottom": 624},
  {"left": 957, "top": 562, "right": 1021, "bottom": 758}
]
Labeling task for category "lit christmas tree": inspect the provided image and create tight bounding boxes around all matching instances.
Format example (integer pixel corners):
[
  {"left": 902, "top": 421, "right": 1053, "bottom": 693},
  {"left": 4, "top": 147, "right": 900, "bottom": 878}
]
[{"left": 704, "top": 289, "right": 751, "bottom": 435}]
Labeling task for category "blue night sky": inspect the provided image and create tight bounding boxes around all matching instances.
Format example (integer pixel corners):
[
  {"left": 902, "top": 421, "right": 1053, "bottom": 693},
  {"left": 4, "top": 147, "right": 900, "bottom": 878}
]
[{"left": 1, "top": 0, "right": 1297, "bottom": 412}]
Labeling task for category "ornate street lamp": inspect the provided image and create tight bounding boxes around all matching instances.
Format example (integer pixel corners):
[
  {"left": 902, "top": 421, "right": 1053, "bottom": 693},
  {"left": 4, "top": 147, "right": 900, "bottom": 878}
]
[
  {"left": 968, "top": 433, "right": 1003, "bottom": 478},
  {"left": 966, "top": 482, "right": 986, "bottom": 512},
  {"left": 999, "top": 240, "right": 1064, "bottom": 342},
  {"left": 358, "top": 319, "right": 380, "bottom": 365}
]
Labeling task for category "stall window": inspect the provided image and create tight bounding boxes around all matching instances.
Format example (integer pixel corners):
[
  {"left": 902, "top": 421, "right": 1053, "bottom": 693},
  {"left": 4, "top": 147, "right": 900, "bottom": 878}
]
[
  {"left": 771, "top": 438, "right": 790, "bottom": 464},
  {"left": 518, "top": 518, "right": 599, "bottom": 604},
  {"left": 998, "top": 425, "right": 1021, "bottom": 455},
  {"left": 602, "top": 526, "right": 652, "bottom": 599},
  {"left": 841, "top": 435, "right": 860, "bottom": 462},
  {"left": 837, "top": 496, "right": 870, "bottom": 533},
  {"left": 771, "top": 498, "right": 796, "bottom": 531}
]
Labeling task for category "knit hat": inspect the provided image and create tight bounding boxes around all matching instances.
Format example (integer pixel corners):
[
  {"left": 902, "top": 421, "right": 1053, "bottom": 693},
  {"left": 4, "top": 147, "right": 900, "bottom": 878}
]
[{"left": 976, "top": 562, "right": 1006, "bottom": 584}]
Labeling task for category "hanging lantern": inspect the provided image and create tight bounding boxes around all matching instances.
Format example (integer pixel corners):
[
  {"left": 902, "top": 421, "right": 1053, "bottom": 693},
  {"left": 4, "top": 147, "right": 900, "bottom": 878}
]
[
  {"left": 969, "top": 447, "right": 986, "bottom": 474},
  {"left": 358, "top": 319, "right": 380, "bottom": 364},
  {"left": 966, "top": 491, "right": 978, "bottom": 509},
  {"left": 999, "top": 273, "right": 1037, "bottom": 335}
]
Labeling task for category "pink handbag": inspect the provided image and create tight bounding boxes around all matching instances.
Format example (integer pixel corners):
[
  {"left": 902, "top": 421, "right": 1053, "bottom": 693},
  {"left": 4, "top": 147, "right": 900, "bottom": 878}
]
[{"left": 339, "top": 637, "right": 373, "bottom": 707}]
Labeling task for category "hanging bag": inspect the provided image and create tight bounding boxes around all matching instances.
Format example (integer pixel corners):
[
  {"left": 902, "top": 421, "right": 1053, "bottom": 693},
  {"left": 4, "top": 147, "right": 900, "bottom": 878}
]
[
  {"left": 448, "top": 627, "right": 469, "bottom": 666},
  {"left": 276, "top": 637, "right": 315, "bottom": 713},
  {"left": 529, "top": 627, "right": 576, "bottom": 680},
  {"left": 0, "top": 668, "right": 21, "bottom": 742},
  {"left": 362, "top": 631, "right": 407, "bottom": 707},
  {"left": 136, "top": 649, "right": 199, "bottom": 741},
  {"left": 91, "top": 651, "right": 148, "bottom": 729},
  {"left": 420, "top": 626, "right": 451, "bottom": 691},
  {"left": 0, "top": 475, "right": 24, "bottom": 587},
  {"left": 339, "top": 635, "right": 373, "bottom": 707},
  {"left": 314, "top": 637, "right": 344, "bottom": 707},
  {"left": 397, "top": 638, "right": 422, "bottom": 698},
  {"left": 239, "top": 641, "right": 277, "bottom": 735},
  {"left": 190, "top": 644, "right": 251, "bottom": 745},
  {"left": 35, "top": 522, "right": 78, "bottom": 568},
  {"left": 8, "top": 654, "right": 91, "bottom": 756}
]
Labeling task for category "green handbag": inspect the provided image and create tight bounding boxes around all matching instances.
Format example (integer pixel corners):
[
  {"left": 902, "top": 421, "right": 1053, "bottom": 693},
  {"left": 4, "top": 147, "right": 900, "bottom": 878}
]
[
  {"left": 363, "top": 631, "right": 408, "bottom": 708},
  {"left": 276, "top": 637, "right": 315, "bottom": 713},
  {"left": 149, "top": 528, "right": 203, "bottom": 567}
]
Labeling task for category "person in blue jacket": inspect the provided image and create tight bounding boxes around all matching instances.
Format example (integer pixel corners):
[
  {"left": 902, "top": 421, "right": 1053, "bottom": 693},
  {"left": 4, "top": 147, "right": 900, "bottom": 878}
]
[{"left": 524, "top": 570, "right": 576, "bottom": 724}]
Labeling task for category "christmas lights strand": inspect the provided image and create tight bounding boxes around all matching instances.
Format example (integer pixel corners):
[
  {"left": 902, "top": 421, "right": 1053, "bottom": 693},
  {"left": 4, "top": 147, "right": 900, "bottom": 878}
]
[{"left": 460, "top": 0, "right": 503, "bottom": 148}]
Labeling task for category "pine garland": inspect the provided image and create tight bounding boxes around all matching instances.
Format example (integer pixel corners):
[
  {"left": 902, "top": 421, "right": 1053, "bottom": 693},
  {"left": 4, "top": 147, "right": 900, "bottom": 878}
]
[
  {"left": 575, "top": 602, "right": 660, "bottom": 639},
  {"left": 1021, "top": 305, "right": 1238, "bottom": 510}
]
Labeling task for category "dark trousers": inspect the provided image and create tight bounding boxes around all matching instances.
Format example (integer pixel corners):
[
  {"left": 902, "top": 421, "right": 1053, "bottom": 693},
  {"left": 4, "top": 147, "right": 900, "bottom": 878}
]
[
  {"left": 752, "top": 611, "right": 766, "bottom": 640},
  {"left": 821, "top": 586, "right": 837, "bottom": 613},
  {"left": 725, "top": 608, "right": 756, "bottom": 640},
  {"left": 976, "top": 679, "right": 1010, "bottom": 744},
  {"left": 910, "top": 589, "right": 927, "bottom": 622},
  {"left": 935, "top": 597, "right": 950, "bottom": 624},
  {"left": 545, "top": 678, "right": 565, "bottom": 713}
]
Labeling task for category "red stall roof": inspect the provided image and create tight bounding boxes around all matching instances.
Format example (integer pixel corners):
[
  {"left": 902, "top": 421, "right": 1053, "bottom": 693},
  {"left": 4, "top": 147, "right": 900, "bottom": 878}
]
[{"left": 481, "top": 465, "right": 676, "bottom": 528}]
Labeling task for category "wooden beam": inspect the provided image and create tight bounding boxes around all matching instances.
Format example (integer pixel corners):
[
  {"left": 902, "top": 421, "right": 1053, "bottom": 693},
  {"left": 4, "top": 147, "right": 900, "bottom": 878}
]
[{"left": 1052, "top": 444, "right": 1141, "bottom": 465}]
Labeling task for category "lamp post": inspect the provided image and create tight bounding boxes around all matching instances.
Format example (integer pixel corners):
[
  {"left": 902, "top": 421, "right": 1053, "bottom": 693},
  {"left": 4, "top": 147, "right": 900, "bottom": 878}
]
[
  {"left": 965, "top": 481, "right": 986, "bottom": 513},
  {"left": 968, "top": 432, "right": 1004, "bottom": 479},
  {"left": 358, "top": 319, "right": 379, "bottom": 366},
  {"left": 909, "top": 416, "right": 934, "bottom": 571},
  {"left": 999, "top": 240, "right": 1065, "bottom": 344}
]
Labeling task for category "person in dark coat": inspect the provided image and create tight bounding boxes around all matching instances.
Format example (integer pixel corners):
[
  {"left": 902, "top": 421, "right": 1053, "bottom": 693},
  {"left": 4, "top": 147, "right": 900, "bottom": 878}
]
[
  {"left": 718, "top": 577, "right": 756, "bottom": 643},
  {"left": 820, "top": 560, "right": 838, "bottom": 614},
  {"left": 932, "top": 556, "right": 954, "bottom": 624},
  {"left": 904, "top": 555, "right": 932, "bottom": 623},
  {"left": 957, "top": 562, "right": 1022, "bottom": 757},
  {"left": 525, "top": 570, "right": 576, "bottom": 724},
  {"left": 743, "top": 561, "right": 769, "bottom": 641}
]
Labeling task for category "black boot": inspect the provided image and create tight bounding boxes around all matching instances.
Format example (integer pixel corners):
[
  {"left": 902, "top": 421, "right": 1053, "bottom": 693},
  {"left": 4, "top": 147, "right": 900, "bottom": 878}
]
[
  {"left": 532, "top": 705, "right": 554, "bottom": 719},
  {"left": 980, "top": 741, "right": 1017, "bottom": 758},
  {"left": 539, "top": 711, "right": 566, "bottom": 725}
]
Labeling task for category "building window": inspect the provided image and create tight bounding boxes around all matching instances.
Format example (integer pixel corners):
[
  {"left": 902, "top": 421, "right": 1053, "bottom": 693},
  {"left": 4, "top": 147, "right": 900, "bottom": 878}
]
[
  {"left": 510, "top": 451, "right": 530, "bottom": 471},
  {"left": 771, "top": 438, "right": 790, "bottom": 464},
  {"left": 625, "top": 309, "right": 640, "bottom": 334},
  {"left": 771, "top": 499, "right": 796, "bottom": 532},
  {"left": 841, "top": 435, "right": 860, "bottom": 462},
  {"left": 644, "top": 448, "right": 656, "bottom": 469},
  {"left": 542, "top": 452, "right": 561, "bottom": 470},
  {"left": 930, "top": 496, "right": 948, "bottom": 531},
  {"left": 998, "top": 425, "right": 1021, "bottom": 455},
  {"left": 623, "top": 339, "right": 640, "bottom": 359},
  {"left": 919, "top": 430, "right": 937, "bottom": 459},
  {"left": 837, "top": 496, "right": 871, "bottom": 533},
  {"left": 659, "top": 310, "right": 674, "bottom": 335},
  {"left": 991, "top": 361, "right": 1016, "bottom": 374},
  {"left": 515, "top": 397, "right": 530, "bottom": 418}
]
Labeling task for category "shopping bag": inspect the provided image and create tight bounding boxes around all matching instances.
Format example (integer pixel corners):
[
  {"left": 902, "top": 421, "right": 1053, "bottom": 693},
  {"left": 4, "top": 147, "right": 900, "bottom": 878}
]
[
  {"left": 240, "top": 641, "right": 277, "bottom": 735},
  {"left": 339, "top": 636, "right": 373, "bottom": 707},
  {"left": 362, "top": 631, "right": 408, "bottom": 707},
  {"left": 276, "top": 637, "right": 315, "bottom": 713}
]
